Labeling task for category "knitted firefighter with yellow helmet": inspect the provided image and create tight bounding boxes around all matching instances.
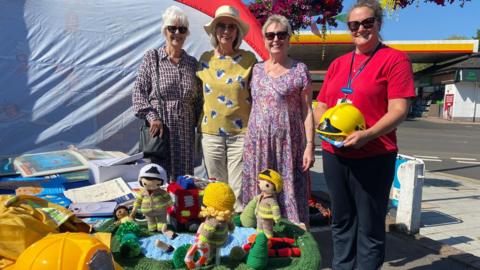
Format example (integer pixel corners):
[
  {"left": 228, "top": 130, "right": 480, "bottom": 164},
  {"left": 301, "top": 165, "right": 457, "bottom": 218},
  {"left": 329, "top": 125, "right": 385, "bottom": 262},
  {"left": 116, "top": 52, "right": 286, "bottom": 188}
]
[
  {"left": 255, "top": 169, "right": 283, "bottom": 238},
  {"left": 184, "top": 182, "right": 236, "bottom": 269}
]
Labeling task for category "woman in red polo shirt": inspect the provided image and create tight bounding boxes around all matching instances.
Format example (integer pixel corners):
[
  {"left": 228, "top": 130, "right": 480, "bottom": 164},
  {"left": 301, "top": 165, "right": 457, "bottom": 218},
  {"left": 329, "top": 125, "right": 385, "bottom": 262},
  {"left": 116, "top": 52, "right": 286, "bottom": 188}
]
[{"left": 313, "top": 1, "right": 415, "bottom": 269}]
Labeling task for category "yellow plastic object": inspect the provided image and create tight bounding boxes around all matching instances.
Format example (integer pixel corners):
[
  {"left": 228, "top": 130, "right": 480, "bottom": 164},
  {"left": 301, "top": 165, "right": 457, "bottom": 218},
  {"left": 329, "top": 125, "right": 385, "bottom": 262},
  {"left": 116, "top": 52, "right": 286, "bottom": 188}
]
[
  {"left": 317, "top": 103, "right": 366, "bottom": 137},
  {"left": 258, "top": 169, "right": 283, "bottom": 193},
  {"left": 0, "top": 195, "right": 90, "bottom": 268},
  {"left": 12, "top": 233, "right": 116, "bottom": 270}
]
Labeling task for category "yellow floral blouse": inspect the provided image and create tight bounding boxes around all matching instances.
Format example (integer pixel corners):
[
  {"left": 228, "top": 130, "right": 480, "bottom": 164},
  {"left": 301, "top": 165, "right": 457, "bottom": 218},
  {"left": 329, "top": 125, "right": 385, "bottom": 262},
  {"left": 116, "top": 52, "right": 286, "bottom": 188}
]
[{"left": 197, "top": 49, "right": 257, "bottom": 136}]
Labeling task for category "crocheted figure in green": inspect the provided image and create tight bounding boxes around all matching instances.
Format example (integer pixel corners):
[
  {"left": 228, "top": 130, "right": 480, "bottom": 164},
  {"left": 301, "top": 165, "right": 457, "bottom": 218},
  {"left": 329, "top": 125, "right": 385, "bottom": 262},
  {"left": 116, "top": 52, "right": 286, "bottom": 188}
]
[
  {"left": 112, "top": 205, "right": 149, "bottom": 258},
  {"left": 115, "top": 221, "right": 144, "bottom": 258}
]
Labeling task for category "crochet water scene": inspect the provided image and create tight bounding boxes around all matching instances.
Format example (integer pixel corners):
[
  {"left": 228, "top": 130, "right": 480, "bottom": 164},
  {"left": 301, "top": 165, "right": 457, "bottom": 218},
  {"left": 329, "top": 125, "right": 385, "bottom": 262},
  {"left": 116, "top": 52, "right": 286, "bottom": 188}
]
[{"left": 100, "top": 220, "right": 320, "bottom": 270}]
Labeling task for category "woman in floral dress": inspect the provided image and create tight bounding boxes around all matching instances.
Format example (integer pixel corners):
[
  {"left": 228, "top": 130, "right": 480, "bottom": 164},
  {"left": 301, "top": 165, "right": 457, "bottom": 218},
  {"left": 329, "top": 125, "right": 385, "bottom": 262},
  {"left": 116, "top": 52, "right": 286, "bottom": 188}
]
[{"left": 242, "top": 15, "right": 314, "bottom": 225}]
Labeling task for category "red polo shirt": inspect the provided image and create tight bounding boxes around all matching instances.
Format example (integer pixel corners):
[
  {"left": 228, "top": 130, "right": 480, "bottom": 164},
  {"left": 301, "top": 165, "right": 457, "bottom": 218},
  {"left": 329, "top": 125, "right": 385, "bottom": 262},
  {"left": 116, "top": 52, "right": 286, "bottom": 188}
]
[{"left": 317, "top": 45, "right": 415, "bottom": 158}]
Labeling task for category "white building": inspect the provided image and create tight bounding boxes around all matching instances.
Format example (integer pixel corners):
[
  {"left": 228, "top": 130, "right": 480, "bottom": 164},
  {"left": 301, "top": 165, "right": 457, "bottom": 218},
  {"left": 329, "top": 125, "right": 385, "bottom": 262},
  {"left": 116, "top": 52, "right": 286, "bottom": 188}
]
[{"left": 415, "top": 54, "right": 480, "bottom": 122}]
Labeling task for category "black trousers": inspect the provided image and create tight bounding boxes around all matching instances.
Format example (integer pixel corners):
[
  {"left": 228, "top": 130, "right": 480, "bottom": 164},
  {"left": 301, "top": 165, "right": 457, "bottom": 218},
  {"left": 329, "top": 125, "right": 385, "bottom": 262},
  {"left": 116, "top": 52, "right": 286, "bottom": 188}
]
[{"left": 322, "top": 151, "right": 397, "bottom": 270}]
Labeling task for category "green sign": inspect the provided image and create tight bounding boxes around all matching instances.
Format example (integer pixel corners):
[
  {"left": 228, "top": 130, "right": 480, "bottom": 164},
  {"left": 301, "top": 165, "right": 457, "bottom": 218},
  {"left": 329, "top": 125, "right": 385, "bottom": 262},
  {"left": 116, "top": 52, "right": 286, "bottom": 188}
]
[{"left": 461, "top": 69, "right": 480, "bottom": 82}]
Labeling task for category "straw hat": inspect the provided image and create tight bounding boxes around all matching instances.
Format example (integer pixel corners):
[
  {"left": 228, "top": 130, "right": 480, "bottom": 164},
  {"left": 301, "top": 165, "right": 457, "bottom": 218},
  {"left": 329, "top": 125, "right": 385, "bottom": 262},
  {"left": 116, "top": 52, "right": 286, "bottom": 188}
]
[{"left": 203, "top": 5, "right": 250, "bottom": 38}]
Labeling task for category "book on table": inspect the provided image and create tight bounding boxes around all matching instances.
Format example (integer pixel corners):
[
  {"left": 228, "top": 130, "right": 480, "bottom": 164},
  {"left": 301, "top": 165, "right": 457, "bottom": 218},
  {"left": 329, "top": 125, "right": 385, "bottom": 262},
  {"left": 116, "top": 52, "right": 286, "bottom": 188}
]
[{"left": 14, "top": 149, "right": 89, "bottom": 177}]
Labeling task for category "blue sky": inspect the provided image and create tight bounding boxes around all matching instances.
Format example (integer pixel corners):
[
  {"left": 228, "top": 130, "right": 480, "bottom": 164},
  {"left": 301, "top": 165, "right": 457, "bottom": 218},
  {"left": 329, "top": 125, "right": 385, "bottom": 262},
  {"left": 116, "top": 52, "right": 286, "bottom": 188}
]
[{"left": 242, "top": 0, "right": 479, "bottom": 41}]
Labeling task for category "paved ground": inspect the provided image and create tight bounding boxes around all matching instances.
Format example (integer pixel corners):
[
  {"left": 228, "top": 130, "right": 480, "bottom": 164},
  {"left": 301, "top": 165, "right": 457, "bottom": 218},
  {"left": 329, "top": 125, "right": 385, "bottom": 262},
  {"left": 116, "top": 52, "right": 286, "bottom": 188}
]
[
  {"left": 312, "top": 226, "right": 476, "bottom": 269},
  {"left": 310, "top": 150, "right": 480, "bottom": 269},
  {"left": 419, "top": 172, "right": 480, "bottom": 257}
]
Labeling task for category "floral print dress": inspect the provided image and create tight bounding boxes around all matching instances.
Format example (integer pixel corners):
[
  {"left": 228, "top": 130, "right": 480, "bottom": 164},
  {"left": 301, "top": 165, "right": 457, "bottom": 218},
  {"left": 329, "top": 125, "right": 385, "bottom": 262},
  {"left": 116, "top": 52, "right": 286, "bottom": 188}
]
[{"left": 242, "top": 61, "right": 311, "bottom": 224}]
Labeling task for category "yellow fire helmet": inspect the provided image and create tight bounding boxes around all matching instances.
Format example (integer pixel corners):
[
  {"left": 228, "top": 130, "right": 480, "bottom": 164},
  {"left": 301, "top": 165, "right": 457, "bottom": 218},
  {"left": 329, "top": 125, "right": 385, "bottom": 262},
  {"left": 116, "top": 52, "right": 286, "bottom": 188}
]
[
  {"left": 12, "top": 232, "right": 116, "bottom": 270},
  {"left": 258, "top": 169, "right": 283, "bottom": 193},
  {"left": 317, "top": 103, "right": 366, "bottom": 138}
]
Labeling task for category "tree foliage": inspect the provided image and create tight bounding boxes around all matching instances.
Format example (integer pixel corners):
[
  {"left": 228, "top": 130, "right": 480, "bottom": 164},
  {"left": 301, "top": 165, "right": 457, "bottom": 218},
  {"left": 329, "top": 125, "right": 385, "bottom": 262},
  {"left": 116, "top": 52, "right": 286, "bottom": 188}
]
[{"left": 473, "top": 29, "right": 480, "bottom": 42}]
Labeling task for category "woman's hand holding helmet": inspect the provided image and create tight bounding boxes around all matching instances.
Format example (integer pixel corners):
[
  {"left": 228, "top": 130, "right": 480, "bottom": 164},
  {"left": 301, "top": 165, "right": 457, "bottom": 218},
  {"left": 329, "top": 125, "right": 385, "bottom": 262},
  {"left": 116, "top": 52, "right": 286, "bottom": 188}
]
[{"left": 342, "top": 130, "right": 372, "bottom": 149}]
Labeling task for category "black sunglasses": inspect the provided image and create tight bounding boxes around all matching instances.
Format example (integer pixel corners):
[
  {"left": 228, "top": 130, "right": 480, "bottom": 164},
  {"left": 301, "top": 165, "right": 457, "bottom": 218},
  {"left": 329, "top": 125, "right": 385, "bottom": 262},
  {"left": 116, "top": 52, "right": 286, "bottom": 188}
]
[
  {"left": 347, "top": 17, "right": 376, "bottom": 32},
  {"left": 166, "top": 25, "right": 188, "bottom": 34},
  {"left": 264, "top": 31, "right": 289, "bottom": 41},
  {"left": 216, "top": 23, "right": 237, "bottom": 31}
]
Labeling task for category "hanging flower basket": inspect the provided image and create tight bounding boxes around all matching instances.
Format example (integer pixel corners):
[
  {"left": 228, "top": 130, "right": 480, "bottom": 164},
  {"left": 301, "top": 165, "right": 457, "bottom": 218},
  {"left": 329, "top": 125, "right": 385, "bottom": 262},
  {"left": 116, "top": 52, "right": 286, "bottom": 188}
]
[{"left": 247, "top": 0, "right": 343, "bottom": 33}]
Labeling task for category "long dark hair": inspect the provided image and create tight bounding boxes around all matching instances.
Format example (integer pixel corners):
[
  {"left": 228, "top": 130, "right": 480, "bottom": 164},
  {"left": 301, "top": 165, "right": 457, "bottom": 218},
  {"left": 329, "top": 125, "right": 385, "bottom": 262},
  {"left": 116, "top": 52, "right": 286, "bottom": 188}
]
[{"left": 113, "top": 205, "right": 129, "bottom": 221}]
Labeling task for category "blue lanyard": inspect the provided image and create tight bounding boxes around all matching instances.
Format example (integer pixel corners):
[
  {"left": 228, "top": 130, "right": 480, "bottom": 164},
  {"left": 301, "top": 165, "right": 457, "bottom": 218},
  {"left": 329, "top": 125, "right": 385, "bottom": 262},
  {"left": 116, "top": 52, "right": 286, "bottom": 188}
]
[{"left": 344, "top": 42, "right": 382, "bottom": 93}]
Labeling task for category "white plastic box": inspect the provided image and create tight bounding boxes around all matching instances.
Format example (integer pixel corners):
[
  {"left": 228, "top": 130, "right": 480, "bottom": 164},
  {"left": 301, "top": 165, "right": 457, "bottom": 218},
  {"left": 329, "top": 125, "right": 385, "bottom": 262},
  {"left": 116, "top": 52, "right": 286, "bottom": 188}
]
[{"left": 88, "top": 152, "right": 147, "bottom": 184}]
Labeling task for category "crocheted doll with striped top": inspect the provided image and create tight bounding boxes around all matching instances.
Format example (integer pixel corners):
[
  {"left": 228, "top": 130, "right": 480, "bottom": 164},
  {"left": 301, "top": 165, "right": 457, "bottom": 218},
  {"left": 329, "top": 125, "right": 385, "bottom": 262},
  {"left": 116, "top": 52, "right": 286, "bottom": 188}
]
[{"left": 184, "top": 182, "right": 235, "bottom": 269}]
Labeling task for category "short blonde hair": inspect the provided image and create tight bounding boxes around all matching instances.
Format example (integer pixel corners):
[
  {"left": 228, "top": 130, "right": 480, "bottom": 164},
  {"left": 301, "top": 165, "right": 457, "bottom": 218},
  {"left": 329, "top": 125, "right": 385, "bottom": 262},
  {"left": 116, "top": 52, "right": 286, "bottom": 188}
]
[
  {"left": 261, "top": 15, "right": 292, "bottom": 37},
  {"left": 161, "top": 6, "right": 189, "bottom": 35}
]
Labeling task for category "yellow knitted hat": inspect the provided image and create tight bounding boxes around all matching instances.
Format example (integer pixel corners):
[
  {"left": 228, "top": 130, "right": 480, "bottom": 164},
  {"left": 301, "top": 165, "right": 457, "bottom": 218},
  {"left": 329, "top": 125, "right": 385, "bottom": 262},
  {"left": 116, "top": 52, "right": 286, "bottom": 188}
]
[
  {"left": 258, "top": 169, "right": 283, "bottom": 193},
  {"left": 202, "top": 182, "right": 235, "bottom": 212}
]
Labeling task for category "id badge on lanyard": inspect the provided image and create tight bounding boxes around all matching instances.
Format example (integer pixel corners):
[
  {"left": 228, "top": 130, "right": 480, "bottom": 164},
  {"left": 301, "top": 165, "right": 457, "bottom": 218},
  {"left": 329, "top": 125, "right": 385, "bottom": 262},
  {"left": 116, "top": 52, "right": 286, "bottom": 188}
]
[
  {"left": 338, "top": 87, "right": 353, "bottom": 105},
  {"left": 339, "top": 42, "right": 381, "bottom": 105}
]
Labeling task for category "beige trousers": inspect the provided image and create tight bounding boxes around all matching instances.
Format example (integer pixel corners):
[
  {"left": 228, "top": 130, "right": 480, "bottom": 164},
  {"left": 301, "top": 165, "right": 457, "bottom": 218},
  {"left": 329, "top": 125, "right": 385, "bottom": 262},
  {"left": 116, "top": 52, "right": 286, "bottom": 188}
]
[{"left": 201, "top": 133, "right": 244, "bottom": 212}]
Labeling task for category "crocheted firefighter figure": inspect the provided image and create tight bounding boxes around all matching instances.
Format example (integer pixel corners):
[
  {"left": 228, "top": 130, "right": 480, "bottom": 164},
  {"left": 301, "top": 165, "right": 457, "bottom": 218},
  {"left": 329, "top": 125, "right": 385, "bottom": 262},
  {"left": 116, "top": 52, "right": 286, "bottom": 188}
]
[
  {"left": 255, "top": 169, "right": 283, "bottom": 238},
  {"left": 130, "top": 164, "right": 176, "bottom": 241},
  {"left": 184, "top": 182, "right": 235, "bottom": 269}
]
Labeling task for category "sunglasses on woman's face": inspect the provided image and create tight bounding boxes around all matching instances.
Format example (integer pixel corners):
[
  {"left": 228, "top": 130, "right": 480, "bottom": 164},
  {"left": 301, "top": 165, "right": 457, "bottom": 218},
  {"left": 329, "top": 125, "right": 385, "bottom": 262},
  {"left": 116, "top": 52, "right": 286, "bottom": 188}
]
[
  {"left": 216, "top": 23, "right": 237, "bottom": 31},
  {"left": 166, "top": 25, "right": 188, "bottom": 34},
  {"left": 347, "top": 17, "right": 376, "bottom": 32},
  {"left": 264, "top": 31, "right": 289, "bottom": 41}
]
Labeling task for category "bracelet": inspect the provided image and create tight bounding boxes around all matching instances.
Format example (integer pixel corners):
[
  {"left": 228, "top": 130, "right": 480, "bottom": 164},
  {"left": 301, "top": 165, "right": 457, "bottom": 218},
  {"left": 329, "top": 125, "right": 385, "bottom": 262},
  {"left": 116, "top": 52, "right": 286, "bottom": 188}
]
[{"left": 306, "top": 141, "right": 314, "bottom": 145}]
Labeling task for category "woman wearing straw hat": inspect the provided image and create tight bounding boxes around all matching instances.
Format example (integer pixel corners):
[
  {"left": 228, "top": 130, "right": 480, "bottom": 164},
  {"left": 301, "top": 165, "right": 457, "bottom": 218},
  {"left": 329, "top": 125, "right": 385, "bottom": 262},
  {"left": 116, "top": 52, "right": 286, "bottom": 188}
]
[{"left": 197, "top": 5, "right": 257, "bottom": 213}]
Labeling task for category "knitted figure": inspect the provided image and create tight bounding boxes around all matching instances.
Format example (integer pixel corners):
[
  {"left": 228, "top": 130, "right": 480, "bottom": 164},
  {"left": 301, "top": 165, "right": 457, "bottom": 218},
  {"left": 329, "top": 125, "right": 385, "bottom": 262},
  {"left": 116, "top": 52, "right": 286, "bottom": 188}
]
[
  {"left": 113, "top": 205, "right": 144, "bottom": 257},
  {"left": 254, "top": 169, "right": 283, "bottom": 238},
  {"left": 114, "top": 205, "right": 134, "bottom": 225},
  {"left": 130, "top": 164, "right": 176, "bottom": 239},
  {"left": 184, "top": 182, "right": 235, "bottom": 269}
]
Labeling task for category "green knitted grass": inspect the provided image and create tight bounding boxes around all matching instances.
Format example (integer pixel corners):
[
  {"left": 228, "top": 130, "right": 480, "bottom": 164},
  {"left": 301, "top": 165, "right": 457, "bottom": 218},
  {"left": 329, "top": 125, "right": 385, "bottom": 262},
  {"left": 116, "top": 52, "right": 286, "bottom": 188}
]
[{"left": 100, "top": 220, "right": 321, "bottom": 270}]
